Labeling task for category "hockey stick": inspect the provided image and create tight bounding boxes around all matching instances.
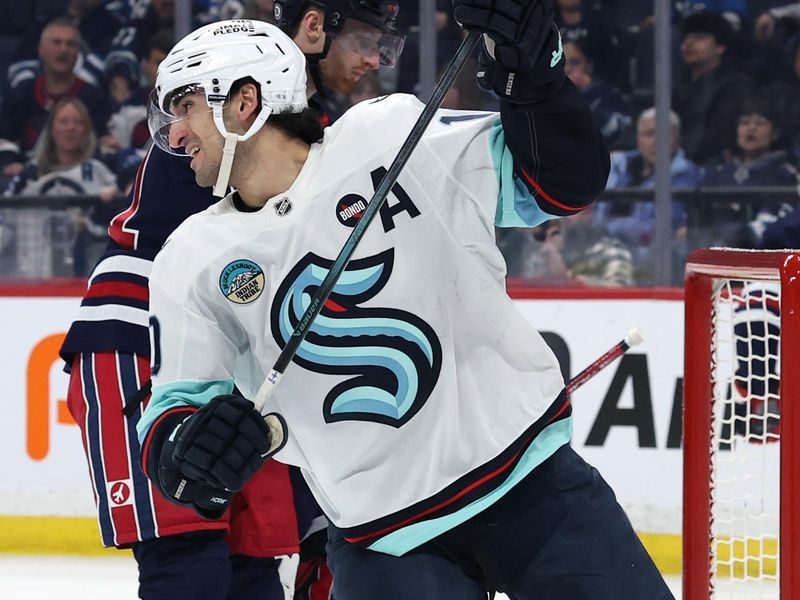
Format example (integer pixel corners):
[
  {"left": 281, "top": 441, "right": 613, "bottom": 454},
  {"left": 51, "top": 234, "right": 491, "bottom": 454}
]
[
  {"left": 566, "top": 327, "right": 644, "bottom": 395},
  {"left": 253, "top": 31, "right": 482, "bottom": 415}
]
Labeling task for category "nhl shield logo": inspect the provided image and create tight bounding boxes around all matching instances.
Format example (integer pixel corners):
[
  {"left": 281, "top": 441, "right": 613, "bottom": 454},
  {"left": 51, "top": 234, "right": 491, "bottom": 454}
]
[
  {"left": 220, "top": 259, "right": 266, "bottom": 304},
  {"left": 274, "top": 196, "right": 292, "bottom": 216}
]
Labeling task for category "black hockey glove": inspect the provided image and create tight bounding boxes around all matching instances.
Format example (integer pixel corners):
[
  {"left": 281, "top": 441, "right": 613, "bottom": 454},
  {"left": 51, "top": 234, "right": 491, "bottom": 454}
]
[
  {"left": 145, "top": 395, "right": 286, "bottom": 519},
  {"left": 453, "top": 0, "right": 564, "bottom": 103}
]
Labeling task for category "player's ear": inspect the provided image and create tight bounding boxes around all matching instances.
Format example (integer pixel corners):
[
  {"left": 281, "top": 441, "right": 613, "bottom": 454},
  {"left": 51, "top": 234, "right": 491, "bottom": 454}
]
[
  {"left": 299, "top": 7, "right": 325, "bottom": 53},
  {"left": 236, "top": 82, "right": 260, "bottom": 122}
]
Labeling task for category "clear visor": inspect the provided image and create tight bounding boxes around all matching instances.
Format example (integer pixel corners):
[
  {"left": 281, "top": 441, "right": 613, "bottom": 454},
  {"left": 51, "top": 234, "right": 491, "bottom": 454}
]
[
  {"left": 147, "top": 85, "right": 212, "bottom": 155},
  {"left": 333, "top": 30, "right": 405, "bottom": 68}
]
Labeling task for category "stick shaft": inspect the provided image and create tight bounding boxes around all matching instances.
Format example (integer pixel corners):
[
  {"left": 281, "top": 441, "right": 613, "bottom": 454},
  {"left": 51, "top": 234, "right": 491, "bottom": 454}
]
[
  {"left": 255, "top": 32, "right": 482, "bottom": 410},
  {"left": 566, "top": 328, "right": 643, "bottom": 394},
  {"left": 566, "top": 341, "right": 630, "bottom": 395}
]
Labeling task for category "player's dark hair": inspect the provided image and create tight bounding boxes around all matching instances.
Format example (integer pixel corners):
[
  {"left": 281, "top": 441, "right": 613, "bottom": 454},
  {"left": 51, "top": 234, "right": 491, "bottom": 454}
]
[
  {"left": 269, "top": 108, "right": 325, "bottom": 144},
  {"left": 283, "top": 1, "right": 317, "bottom": 38},
  {"left": 229, "top": 77, "right": 324, "bottom": 145}
]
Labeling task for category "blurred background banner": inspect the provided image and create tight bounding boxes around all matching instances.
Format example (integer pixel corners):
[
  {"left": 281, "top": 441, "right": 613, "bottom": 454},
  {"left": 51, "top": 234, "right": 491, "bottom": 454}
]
[{"left": 0, "top": 287, "right": 685, "bottom": 572}]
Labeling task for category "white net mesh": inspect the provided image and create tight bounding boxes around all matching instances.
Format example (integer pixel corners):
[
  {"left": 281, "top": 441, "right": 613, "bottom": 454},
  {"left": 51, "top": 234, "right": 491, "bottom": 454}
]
[{"left": 709, "top": 279, "right": 781, "bottom": 599}]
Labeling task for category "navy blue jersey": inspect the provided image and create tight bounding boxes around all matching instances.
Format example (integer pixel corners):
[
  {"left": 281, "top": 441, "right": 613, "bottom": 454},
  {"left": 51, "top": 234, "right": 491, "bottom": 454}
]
[{"left": 59, "top": 147, "right": 217, "bottom": 363}]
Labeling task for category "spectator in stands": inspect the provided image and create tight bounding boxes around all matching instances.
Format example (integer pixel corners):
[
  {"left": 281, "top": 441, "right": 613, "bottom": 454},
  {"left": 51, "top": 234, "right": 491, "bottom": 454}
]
[
  {"left": 762, "top": 32, "right": 800, "bottom": 160},
  {"left": 679, "top": 0, "right": 748, "bottom": 17},
  {"left": 760, "top": 195, "right": 800, "bottom": 249},
  {"left": 596, "top": 107, "right": 703, "bottom": 237},
  {"left": 563, "top": 38, "right": 633, "bottom": 149},
  {"left": 197, "top": 0, "right": 253, "bottom": 24},
  {"left": 99, "top": 51, "right": 147, "bottom": 170},
  {"left": 0, "top": 1, "right": 59, "bottom": 103},
  {"left": 140, "top": 30, "right": 173, "bottom": 92},
  {"left": 67, "top": 0, "right": 125, "bottom": 58},
  {"left": 9, "top": 1, "right": 72, "bottom": 63},
  {"left": 100, "top": 32, "right": 171, "bottom": 179},
  {"left": 0, "top": 18, "right": 110, "bottom": 179},
  {"left": 565, "top": 215, "right": 636, "bottom": 287},
  {"left": 595, "top": 107, "right": 703, "bottom": 282},
  {"left": 704, "top": 97, "right": 798, "bottom": 187},
  {"left": 555, "top": 0, "right": 585, "bottom": 32},
  {"left": 4, "top": 97, "right": 118, "bottom": 276},
  {"left": 512, "top": 208, "right": 636, "bottom": 287},
  {"left": 675, "top": 0, "right": 749, "bottom": 37},
  {"left": 124, "top": 0, "right": 176, "bottom": 58},
  {"left": 104, "top": 51, "right": 139, "bottom": 108},
  {"left": 701, "top": 96, "right": 799, "bottom": 247},
  {"left": 517, "top": 220, "right": 572, "bottom": 285},
  {"left": 754, "top": 2, "right": 800, "bottom": 42},
  {"left": 555, "top": 0, "right": 633, "bottom": 92},
  {"left": 674, "top": 9, "right": 752, "bottom": 164}
]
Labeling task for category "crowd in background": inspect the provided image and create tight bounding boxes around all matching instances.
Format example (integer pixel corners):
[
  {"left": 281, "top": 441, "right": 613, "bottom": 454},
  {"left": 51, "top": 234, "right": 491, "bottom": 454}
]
[{"left": 1, "top": 0, "right": 800, "bottom": 283}]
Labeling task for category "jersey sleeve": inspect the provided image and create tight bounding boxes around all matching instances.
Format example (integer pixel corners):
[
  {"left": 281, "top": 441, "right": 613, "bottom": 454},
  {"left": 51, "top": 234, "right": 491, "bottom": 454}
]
[
  {"left": 419, "top": 90, "right": 607, "bottom": 232},
  {"left": 136, "top": 229, "right": 244, "bottom": 443},
  {"left": 497, "top": 78, "right": 610, "bottom": 220},
  {"left": 420, "top": 106, "right": 552, "bottom": 230}
]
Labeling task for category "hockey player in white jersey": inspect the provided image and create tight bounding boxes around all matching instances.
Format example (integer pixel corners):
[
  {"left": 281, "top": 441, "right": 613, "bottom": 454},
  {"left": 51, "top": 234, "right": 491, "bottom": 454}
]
[{"left": 138, "top": 5, "right": 673, "bottom": 599}]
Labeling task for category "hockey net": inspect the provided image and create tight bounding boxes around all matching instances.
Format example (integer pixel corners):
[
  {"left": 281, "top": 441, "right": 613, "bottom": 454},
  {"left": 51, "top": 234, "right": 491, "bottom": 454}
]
[{"left": 684, "top": 249, "right": 800, "bottom": 599}]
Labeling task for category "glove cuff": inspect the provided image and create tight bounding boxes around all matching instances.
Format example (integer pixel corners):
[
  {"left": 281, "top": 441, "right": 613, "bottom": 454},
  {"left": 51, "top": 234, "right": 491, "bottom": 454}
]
[
  {"left": 141, "top": 407, "right": 196, "bottom": 481},
  {"left": 144, "top": 408, "right": 231, "bottom": 520}
]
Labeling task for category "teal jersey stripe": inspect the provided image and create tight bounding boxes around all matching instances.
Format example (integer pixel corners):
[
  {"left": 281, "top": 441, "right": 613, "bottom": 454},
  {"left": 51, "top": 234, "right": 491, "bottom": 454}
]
[
  {"left": 490, "top": 120, "right": 557, "bottom": 228},
  {"left": 367, "top": 416, "right": 572, "bottom": 556},
  {"left": 136, "top": 378, "right": 235, "bottom": 443}
]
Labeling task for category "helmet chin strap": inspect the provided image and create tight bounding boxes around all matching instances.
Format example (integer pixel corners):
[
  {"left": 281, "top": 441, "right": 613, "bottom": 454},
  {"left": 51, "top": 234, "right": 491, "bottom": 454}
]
[
  {"left": 305, "top": 37, "right": 332, "bottom": 99},
  {"left": 213, "top": 132, "right": 239, "bottom": 197},
  {"left": 210, "top": 102, "right": 273, "bottom": 198}
]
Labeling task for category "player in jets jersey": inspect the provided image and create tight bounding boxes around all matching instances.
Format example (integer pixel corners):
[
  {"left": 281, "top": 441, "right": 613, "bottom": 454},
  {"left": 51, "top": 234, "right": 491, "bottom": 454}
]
[{"left": 139, "top": 7, "right": 672, "bottom": 600}]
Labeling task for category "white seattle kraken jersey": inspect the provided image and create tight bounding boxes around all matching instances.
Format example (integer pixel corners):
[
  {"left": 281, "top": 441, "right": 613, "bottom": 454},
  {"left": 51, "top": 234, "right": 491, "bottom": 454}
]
[{"left": 140, "top": 94, "right": 572, "bottom": 555}]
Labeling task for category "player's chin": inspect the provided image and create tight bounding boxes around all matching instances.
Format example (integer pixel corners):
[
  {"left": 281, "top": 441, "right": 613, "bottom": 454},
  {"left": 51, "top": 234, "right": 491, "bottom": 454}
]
[
  {"left": 194, "top": 168, "right": 216, "bottom": 188},
  {"left": 332, "top": 77, "right": 359, "bottom": 96}
]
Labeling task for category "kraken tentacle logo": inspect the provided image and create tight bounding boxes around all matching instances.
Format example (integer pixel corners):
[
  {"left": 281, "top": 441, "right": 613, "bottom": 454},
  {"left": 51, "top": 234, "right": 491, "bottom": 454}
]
[{"left": 271, "top": 250, "right": 442, "bottom": 427}]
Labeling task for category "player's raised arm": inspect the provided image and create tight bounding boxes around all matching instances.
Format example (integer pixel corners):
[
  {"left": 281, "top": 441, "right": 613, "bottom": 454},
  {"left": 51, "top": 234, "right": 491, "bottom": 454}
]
[{"left": 454, "top": 0, "right": 610, "bottom": 217}]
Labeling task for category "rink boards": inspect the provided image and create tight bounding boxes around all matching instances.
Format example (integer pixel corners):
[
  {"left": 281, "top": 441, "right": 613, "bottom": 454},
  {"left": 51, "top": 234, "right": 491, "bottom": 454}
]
[{"left": 0, "top": 286, "right": 685, "bottom": 570}]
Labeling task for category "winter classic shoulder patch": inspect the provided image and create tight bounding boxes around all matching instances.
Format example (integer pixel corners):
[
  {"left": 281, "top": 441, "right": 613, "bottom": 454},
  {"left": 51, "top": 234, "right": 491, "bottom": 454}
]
[{"left": 219, "top": 259, "right": 265, "bottom": 304}]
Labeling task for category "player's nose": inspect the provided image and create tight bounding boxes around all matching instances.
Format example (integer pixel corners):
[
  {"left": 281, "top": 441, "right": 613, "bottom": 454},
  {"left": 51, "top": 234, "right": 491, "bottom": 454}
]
[
  {"left": 363, "top": 48, "right": 380, "bottom": 71},
  {"left": 168, "top": 119, "right": 189, "bottom": 150}
]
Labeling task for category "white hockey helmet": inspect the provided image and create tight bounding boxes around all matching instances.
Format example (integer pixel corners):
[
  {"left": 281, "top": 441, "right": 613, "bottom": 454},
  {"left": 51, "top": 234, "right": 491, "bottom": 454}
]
[{"left": 147, "top": 19, "right": 308, "bottom": 196}]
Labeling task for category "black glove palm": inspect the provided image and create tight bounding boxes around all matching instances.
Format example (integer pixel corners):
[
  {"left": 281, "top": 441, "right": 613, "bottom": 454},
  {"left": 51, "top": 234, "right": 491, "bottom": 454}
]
[
  {"left": 454, "top": 0, "right": 564, "bottom": 102},
  {"left": 453, "top": 0, "right": 557, "bottom": 72}
]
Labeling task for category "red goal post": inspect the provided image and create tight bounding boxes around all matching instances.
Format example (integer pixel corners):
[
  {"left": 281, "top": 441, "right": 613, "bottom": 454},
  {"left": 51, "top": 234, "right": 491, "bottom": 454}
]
[{"left": 684, "top": 248, "right": 800, "bottom": 599}]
